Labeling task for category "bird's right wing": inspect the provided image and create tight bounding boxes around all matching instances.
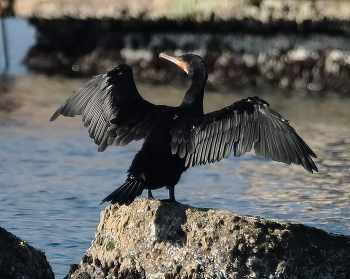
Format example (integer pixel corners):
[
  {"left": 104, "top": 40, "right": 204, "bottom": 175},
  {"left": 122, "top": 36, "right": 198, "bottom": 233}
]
[
  {"left": 171, "top": 96, "right": 318, "bottom": 173},
  {"left": 50, "top": 64, "right": 165, "bottom": 151}
]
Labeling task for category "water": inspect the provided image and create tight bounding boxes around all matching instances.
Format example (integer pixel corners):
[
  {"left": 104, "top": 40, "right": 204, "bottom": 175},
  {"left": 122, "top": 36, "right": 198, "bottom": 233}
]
[
  {"left": 0, "top": 18, "right": 35, "bottom": 75},
  {"left": 1, "top": 18, "right": 350, "bottom": 278},
  {"left": 1, "top": 74, "right": 350, "bottom": 278}
]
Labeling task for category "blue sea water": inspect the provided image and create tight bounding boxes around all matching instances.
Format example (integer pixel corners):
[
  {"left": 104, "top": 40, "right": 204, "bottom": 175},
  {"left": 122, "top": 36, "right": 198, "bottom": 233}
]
[{"left": 1, "top": 18, "right": 350, "bottom": 279}]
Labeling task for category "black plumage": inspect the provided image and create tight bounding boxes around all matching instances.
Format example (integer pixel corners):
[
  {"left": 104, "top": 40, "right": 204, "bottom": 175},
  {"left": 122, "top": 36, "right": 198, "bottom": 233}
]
[{"left": 50, "top": 53, "right": 318, "bottom": 205}]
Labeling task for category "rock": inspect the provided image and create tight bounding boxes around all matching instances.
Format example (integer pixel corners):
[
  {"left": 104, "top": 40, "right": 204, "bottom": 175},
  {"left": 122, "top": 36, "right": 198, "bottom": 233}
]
[
  {"left": 0, "top": 226, "right": 54, "bottom": 279},
  {"left": 67, "top": 199, "right": 350, "bottom": 279}
]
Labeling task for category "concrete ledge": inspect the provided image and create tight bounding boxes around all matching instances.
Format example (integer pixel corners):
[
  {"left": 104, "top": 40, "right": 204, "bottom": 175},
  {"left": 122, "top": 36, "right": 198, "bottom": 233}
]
[
  {"left": 13, "top": 0, "right": 350, "bottom": 21},
  {"left": 67, "top": 199, "right": 350, "bottom": 279}
]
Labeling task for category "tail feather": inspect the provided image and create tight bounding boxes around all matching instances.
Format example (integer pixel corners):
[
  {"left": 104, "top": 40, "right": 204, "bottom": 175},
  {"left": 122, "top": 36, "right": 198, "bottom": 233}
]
[{"left": 101, "top": 179, "right": 145, "bottom": 205}]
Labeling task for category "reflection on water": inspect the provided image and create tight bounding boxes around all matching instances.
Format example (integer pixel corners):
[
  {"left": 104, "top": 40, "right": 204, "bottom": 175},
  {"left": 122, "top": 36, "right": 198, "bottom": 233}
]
[
  {"left": 0, "top": 74, "right": 350, "bottom": 278},
  {"left": 0, "top": 18, "right": 35, "bottom": 75},
  {"left": 0, "top": 75, "right": 16, "bottom": 120}
]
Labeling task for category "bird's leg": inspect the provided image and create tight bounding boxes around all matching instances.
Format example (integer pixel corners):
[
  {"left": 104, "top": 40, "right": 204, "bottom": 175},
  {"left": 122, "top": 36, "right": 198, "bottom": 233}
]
[
  {"left": 147, "top": 189, "right": 154, "bottom": 200},
  {"left": 161, "top": 186, "right": 178, "bottom": 203},
  {"left": 168, "top": 186, "right": 176, "bottom": 202}
]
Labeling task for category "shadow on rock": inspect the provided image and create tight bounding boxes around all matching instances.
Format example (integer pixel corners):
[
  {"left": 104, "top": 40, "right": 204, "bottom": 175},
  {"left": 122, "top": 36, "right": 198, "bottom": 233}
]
[{"left": 154, "top": 201, "right": 188, "bottom": 247}]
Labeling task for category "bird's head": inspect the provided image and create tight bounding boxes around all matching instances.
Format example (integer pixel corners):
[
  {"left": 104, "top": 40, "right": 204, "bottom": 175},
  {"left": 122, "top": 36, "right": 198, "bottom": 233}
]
[{"left": 159, "top": 53, "right": 208, "bottom": 81}]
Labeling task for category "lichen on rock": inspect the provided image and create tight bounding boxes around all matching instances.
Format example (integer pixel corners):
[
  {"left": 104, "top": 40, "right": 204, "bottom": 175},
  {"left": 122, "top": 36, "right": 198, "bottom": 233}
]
[{"left": 67, "top": 199, "right": 350, "bottom": 279}]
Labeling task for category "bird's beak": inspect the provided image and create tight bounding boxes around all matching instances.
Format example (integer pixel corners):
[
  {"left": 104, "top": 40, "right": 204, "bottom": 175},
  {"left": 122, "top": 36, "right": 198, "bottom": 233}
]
[{"left": 159, "top": 53, "right": 189, "bottom": 74}]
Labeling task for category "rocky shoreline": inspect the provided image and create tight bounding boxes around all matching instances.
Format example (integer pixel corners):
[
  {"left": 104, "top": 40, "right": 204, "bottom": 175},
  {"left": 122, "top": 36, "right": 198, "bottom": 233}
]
[
  {"left": 2, "top": 200, "right": 350, "bottom": 278},
  {"left": 3, "top": 0, "right": 349, "bottom": 94}
]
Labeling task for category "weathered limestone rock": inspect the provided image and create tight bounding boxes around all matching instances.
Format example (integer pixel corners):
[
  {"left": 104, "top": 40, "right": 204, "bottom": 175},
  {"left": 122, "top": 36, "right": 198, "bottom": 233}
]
[
  {"left": 0, "top": 227, "right": 54, "bottom": 279},
  {"left": 67, "top": 199, "right": 350, "bottom": 279}
]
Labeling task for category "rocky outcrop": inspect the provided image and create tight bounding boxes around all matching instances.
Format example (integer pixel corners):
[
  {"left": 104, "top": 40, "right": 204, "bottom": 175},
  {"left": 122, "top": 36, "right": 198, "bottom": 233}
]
[
  {"left": 67, "top": 199, "right": 350, "bottom": 279},
  {"left": 20, "top": 18, "right": 350, "bottom": 94},
  {"left": 0, "top": 227, "right": 54, "bottom": 279}
]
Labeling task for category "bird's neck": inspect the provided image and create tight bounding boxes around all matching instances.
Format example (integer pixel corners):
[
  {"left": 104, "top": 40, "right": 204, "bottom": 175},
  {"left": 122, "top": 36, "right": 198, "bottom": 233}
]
[{"left": 180, "top": 76, "right": 206, "bottom": 114}]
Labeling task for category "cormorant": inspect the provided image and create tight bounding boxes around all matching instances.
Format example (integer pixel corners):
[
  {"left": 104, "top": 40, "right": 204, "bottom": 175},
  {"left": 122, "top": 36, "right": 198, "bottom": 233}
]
[{"left": 50, "top": 53, "right": 318, "bottom": 205}]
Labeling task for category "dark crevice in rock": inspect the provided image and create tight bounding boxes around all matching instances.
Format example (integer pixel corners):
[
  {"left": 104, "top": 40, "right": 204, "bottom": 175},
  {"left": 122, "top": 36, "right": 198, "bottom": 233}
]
[{"left": 154, "top": 202, "right": 188, "bottom": 246}]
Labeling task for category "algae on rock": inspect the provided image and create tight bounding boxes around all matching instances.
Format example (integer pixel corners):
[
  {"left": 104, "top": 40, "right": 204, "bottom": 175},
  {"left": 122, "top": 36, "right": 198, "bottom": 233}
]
[{"left": 67, "top": 199, "right": 350, "bottom": 279}]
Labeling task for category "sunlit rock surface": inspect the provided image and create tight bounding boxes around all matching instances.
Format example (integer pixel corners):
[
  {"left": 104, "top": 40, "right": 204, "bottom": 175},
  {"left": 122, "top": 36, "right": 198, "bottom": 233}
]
[
  {"left": 12, "top": 0, "right": 350, "bottom": 21},
  {"left": 0, "top": 227, "right": 54, "bottom": 279},
  {"left": 67, "top": 199, "right": 350, "bottom": 279}
]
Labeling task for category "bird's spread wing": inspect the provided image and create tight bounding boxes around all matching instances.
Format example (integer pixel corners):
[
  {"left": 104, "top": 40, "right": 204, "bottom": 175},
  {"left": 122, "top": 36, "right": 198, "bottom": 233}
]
[
  {"left": 50, "top": 63, "right": 164, "bottom": 151},
  {"left": 171, "top": 96, "right": 318, "bottom": 172}
]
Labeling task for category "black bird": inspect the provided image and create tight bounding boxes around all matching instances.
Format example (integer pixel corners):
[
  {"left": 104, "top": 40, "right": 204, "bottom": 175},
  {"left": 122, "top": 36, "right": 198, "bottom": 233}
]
[{"left": 50, "top": 53, "right": 318, "bottom": 205}]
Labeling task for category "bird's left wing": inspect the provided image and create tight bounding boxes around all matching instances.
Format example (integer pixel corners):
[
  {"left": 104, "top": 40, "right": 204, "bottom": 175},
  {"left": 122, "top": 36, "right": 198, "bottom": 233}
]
[
  {"left": 171, "top": 96, "right": 318, "bottom": 172},
  {"left": 50, "top": 63, "right": 165, "bottom": 151}
]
